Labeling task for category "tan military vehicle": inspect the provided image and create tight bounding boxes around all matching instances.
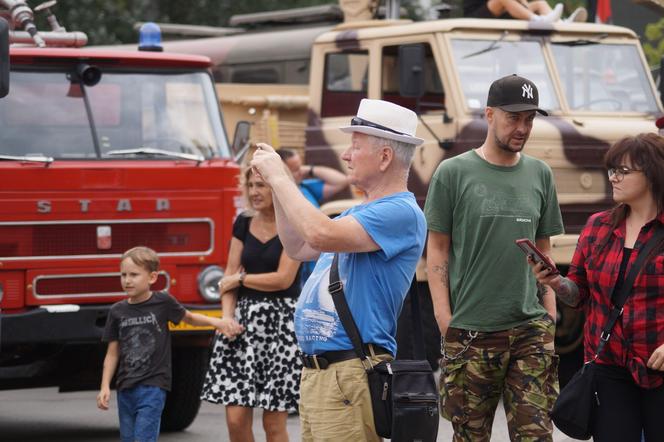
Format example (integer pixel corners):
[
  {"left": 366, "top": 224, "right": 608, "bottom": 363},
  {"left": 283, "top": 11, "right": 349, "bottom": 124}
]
[{"left": 169, "top": 1, "right": 663, "bottom": 369}]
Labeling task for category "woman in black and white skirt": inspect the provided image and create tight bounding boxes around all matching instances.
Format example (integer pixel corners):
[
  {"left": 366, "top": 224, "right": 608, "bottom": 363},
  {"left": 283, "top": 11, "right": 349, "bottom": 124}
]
[{"left": 201, "top": 154, "right": 301, "bottom": 441}]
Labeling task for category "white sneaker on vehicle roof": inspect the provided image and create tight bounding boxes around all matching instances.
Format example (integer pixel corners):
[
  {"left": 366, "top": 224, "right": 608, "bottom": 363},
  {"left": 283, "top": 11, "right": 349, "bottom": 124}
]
[
  {"left": 565, "top": 6, "right": 588, "bottom": 23},
  {"left": 530, "top": 3, "right": 563, "bottom": 23}
]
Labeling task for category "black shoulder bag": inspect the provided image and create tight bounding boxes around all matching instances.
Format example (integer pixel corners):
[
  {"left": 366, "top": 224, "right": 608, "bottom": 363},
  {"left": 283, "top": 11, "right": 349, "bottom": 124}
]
[
  {"left": 551, "top": 228, "right": 664, "bottom": 440},
  {"left": 329, "top": 254, "right": 439, "bottom": 442}
]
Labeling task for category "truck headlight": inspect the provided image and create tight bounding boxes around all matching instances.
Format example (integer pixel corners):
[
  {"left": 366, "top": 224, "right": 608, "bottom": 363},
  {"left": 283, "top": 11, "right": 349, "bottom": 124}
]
[{"left": 197, "top": 265, "right": 224, "bottom": 302}]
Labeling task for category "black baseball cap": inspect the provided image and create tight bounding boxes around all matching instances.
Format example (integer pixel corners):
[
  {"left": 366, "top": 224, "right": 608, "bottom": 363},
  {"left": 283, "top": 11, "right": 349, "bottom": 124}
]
[{"left": 487, "top": 74, "right": 548, "bottom": 116}]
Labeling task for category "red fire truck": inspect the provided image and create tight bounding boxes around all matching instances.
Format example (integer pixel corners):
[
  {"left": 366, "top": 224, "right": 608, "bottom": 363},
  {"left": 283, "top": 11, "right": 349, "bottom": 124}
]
[{"left": 0, "top": 1, "right": 242, "bottom": 430}]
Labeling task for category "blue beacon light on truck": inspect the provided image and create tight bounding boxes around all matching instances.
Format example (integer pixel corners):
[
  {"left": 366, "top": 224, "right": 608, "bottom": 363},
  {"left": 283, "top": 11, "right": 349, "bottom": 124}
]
[{"left": 138, "top": 22, "right": 163, "bottom": 52}]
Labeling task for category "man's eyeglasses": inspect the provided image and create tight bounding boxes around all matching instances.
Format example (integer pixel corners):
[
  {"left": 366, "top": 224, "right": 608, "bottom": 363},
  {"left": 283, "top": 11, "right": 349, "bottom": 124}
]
[
  {"left": 607, "top": 166, "right": 642, "bottom": 182},
  {"left": 350, "top": 117, "right": 405, "bottom": 136}
]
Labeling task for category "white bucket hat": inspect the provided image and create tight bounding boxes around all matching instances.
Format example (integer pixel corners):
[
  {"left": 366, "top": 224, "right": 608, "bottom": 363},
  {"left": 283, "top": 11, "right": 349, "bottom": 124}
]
[{"left": 340, "top": 99, "right": 424, "bottom": 146}]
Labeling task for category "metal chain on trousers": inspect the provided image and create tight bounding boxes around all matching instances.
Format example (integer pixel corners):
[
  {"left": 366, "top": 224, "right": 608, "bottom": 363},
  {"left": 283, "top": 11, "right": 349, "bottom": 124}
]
[{"left": 441, "top": 330, "right": 478, "bottom": 361}]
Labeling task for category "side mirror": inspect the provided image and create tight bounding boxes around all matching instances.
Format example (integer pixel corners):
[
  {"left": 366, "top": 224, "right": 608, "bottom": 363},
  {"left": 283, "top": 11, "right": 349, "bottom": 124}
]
[
  {"left": 231, "top": 120, "right": 252, "bottom": 163},
  {"left": 399, "top": 44, "right": 425, "bottom": 99},
  {"left": 0, "top": 18, "right": 9, "bottom": 99}
]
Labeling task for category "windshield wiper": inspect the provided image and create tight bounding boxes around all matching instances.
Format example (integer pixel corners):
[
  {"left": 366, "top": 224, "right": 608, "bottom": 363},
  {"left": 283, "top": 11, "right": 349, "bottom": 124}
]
[
  {"left": 106, "top": 147, "right": 204, "bottom": 163},
  {"left": 552, "top": 33, "right": 608, "bottom": 46},
  {"left": 462, "top": 31, "right": 509, "bottom": 59},
  {"left": 0, "top": 154, "right": 54, "bottom": 164}
]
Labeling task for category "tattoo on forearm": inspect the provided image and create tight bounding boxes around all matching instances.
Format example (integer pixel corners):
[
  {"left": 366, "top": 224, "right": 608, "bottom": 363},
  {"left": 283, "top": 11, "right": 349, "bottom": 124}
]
[
  {"left": 432, "top": 262, "right": 449, "bottom": 288},
  {"left": 555, "top": 278, "right": 580, "bottom": 307}
]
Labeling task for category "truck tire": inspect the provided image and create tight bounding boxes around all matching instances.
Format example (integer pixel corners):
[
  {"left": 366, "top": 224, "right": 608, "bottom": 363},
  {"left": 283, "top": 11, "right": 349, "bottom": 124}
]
[{"left": 161, "top": 346, "right": 209, "bottom": 432}]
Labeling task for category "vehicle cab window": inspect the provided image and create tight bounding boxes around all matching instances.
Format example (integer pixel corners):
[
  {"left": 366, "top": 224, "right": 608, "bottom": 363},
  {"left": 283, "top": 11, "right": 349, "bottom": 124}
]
[
  {"left": 550, "top": 42, "right": 659, "bottom": 113},
  {"left": 0, "top": 70, "right": 229, "bottom": 159},
  {"left": 321, "top": 51, "right": 368, "bottom": 117},
  {"left": 450, "top": 37, "right": 559, "bottom": 113}
]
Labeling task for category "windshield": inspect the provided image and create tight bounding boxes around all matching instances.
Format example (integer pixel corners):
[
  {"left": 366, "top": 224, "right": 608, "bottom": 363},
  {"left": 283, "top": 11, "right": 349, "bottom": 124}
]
[
  {"left": 450, "top": 38, "right": 559, "bottom": 112},
  {"left": 0, "top": 70, "right": 230, "bottom": 159},
  {"left": 551, "top": 43, "right": 659, "bottom": 113}
]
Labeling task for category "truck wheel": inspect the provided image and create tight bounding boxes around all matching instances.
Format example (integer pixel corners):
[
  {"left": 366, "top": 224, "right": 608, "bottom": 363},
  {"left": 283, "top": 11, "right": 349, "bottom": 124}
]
[{"left": 161, "top": 346, "right": 209, "bottom": 432}]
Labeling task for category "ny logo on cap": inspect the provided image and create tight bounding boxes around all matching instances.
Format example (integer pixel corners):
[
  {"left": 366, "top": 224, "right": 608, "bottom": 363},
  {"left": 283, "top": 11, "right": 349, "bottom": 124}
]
[{"left": 522, "top": 83, "right": 534, "bottom": 100}]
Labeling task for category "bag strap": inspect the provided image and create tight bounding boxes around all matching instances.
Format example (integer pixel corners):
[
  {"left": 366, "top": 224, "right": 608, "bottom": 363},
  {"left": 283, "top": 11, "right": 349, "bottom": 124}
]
[
  {"left": 329, "top": 253, "right": 370, "bottom": 365},
  {"left": 329, "top": 253, "right": 427, "bottom": 369},
  {"left": 594, "top": 227, "right": 664, "bottom": 359}
]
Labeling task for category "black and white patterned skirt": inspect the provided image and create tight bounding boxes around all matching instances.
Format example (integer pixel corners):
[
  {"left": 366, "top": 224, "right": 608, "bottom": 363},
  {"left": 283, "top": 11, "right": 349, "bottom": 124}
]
[{"left": 200, "top": 296, "right": 301, "bottom": 413}]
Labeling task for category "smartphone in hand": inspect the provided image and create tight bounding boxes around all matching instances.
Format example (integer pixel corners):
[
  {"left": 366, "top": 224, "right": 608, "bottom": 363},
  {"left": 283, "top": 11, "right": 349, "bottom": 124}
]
[{"left": 515, "top": 238, "right": 560, "bottom": 275}]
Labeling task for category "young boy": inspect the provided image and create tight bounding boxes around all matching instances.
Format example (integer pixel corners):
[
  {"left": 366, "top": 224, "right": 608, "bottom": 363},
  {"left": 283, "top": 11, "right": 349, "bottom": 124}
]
[{"left": 96, "top": 246, "right": 226, "bottom": 442}]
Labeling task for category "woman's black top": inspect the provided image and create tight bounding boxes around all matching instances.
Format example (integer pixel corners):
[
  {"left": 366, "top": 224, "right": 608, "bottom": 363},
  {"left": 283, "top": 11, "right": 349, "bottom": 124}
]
[
  {"left": 232, "top": 212, "right": 300, "bottom": 300},
  {"left": 611, "top": 247, "right": 633, "bottom": 304}
]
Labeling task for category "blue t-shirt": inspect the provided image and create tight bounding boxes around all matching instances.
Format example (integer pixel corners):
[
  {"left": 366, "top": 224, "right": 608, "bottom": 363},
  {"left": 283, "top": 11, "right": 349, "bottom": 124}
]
[
  {"left": 300, "top": 179, "right": 324, "bottom": 208},
  {"left": 294, "top": 192, "right": 426, "bottom": 356}
]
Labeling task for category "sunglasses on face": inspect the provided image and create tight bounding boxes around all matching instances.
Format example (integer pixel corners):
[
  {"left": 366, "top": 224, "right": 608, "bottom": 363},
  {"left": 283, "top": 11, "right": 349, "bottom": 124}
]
[{"left": 607, "top": 166, "right": 642, "bottom": 182}]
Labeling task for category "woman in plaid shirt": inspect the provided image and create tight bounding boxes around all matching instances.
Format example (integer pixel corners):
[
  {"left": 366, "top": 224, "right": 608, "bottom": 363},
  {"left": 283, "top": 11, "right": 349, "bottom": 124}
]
[{"left": 531, "top": 133, "right": 664, "bottom": 442}]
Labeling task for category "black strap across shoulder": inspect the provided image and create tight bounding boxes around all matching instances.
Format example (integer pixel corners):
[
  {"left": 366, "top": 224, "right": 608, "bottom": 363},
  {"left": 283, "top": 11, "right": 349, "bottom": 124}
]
[
  {"left": 328, "top": 253, "right": 426, "bottom": 368},
  {"left": 594, "top": 227, "right": 664, "bottom": 359}
]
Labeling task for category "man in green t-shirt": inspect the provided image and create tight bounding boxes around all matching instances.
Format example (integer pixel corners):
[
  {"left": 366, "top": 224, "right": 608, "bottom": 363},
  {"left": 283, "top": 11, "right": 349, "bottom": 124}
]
[{"left": 425, "top": 74, "right": 564, "bottom": 441}]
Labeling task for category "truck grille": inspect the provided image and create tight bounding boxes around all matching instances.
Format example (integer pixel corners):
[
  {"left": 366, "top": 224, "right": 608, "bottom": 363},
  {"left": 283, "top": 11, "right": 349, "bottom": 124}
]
[
  {"left": 34, "top": 272, "right": 170, "bottom": 298},
  {"left": 0, "top": 218, "right": 213, "bottom": 260}
]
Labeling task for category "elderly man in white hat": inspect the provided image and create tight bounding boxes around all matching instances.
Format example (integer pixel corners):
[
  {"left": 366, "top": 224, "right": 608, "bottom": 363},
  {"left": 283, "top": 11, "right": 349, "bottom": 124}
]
[{"left": 251, "top": 99, "right": 427, "bottom": 441}]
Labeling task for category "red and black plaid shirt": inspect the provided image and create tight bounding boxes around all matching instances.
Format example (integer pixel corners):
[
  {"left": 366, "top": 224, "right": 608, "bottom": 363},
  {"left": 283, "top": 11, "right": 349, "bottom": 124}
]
[{"left": 568, "top": 210, "right": 664, "bottom": 389}]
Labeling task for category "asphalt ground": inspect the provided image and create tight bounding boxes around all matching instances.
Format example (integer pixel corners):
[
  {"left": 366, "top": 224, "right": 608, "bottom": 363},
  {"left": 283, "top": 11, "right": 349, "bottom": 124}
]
[{"left": 0, "top": 387, "right": 585, "bottom": 441}]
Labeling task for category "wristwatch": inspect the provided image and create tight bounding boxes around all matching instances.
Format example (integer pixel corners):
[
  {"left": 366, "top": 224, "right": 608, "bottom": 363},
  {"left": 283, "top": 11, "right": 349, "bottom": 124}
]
[{"left": 238, "top": 271, "right": 246, "bottom": 286}]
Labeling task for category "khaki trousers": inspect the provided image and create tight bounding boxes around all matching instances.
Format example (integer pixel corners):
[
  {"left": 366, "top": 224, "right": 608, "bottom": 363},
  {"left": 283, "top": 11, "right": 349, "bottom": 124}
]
[{"left": 299, "top": 354, "right": 391, "bottom": 442}]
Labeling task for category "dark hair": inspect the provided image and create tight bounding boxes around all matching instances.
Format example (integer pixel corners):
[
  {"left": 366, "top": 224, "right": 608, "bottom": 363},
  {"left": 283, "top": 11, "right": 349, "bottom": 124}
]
[
  {"left": 604, "top": 133, "right": 664, "bottom": 223},
  {"left": 592, "top": 133, "right": 664, "bottom": 262},
  {"left": 276, "top": 148, "right": 297, "bottom": 161}
]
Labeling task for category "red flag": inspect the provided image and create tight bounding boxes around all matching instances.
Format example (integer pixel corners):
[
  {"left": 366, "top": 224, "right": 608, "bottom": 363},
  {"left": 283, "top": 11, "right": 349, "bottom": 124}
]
[{"left": 596, "top": 0, "right": 612, "bottom": 23}]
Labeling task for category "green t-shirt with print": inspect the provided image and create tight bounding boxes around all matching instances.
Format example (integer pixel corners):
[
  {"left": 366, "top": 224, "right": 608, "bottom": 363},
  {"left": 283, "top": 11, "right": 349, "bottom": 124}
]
[{"left": 424, "top": 150, "right": 564, "bottom": 332}]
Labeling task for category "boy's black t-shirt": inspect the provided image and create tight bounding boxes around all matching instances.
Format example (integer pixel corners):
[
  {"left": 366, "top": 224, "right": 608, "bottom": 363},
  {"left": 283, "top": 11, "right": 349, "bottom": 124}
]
[{"left": 102, "top": 291, "right": 186, "bottom": 391}]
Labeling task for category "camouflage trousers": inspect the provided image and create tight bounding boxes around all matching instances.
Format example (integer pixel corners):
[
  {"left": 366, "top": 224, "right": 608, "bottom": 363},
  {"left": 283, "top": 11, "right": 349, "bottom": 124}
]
[{"left": 440, "top": 316, "right": 559, "bottom": 442}]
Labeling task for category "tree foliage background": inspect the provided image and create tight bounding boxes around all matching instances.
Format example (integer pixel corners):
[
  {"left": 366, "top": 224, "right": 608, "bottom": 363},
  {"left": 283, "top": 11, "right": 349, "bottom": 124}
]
[
  {"left": 32, "top": 0, "right": 332, "bottom": 45},
  {"left": 645, "top": 18, "right": 664, "bottom": 68}
]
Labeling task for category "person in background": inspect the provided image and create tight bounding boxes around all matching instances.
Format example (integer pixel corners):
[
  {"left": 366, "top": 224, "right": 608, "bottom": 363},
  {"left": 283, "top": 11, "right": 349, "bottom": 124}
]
[
  {"left": 200, "top": 149, "right": 301, "bottom": 442},
  {"left": 531, "top": 133, "right": 664, "bottom": 442},
  {"left": 426, "top": 74, "right": 563, "bottom": 441},
  {"left": 97, "top": 246, "right": 226, "bottom": 442},
  {"left": 464, "top": 0, "right": 587, "bottom": 22},
  {"left": 277, "top": 148, "right": 349, "bottom": 286}
]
